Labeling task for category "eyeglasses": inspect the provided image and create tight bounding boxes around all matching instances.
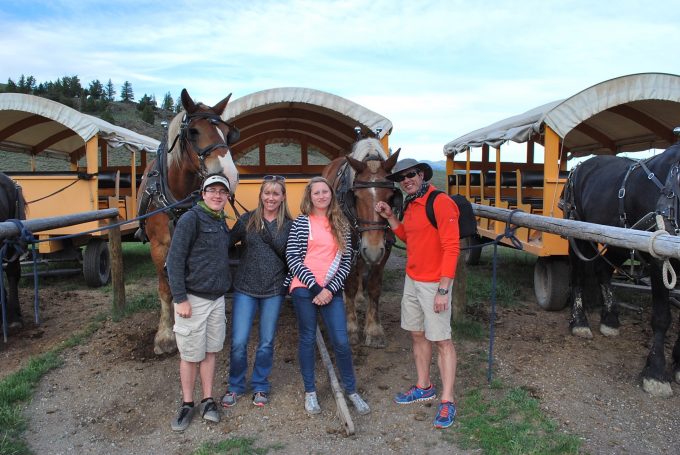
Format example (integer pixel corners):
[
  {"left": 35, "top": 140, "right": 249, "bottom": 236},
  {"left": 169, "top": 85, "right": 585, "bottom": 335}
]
[
  {"left": 393, "top": 170, "right": 418, "bottom": 182},
  {"left": 204, "top": 187, "right": 229, "bottom": 195},
  {"left": 263, "top": 175, "right": 286, "bottom": 182}
]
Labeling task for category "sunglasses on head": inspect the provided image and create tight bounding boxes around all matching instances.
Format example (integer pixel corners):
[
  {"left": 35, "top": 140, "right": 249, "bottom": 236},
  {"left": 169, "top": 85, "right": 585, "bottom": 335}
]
[
  {"left": 393, "top": 170, "right": 418, "bottom": 182},
  {"left": 263, "top": 175, "right": 286, "bottom": 182}
]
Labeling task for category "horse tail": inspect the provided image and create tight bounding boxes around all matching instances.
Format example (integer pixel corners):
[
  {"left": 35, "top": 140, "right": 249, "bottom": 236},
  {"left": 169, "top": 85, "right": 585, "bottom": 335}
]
[{"left": 15, "top": 183, "right": 27, "bottom": 219}]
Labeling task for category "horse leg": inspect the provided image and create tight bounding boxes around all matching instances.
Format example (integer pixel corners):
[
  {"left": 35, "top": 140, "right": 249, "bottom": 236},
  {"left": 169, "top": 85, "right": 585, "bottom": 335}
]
[
  {"left": 598, "top": 263, "right": 620, "bottom": 337},
  {"left": 150, "top": 233, "right": 177, "bottom": 355},
  {"left": 363, "top": 263, "right": 386, "bottom": 348},
  {"left": 569, "top": 243, "right": 593, "bottom": 338},
  {"left": 641, "top": 263, "right": 672, "bottom": 397},
  {"left": 5, "top": 256, "right": 23, "bottom": 329},
  {"left": 344, "top": 261, "right": 362, "bottom": 346},
  {"left": 673, "top": 314, "right": 680, "bottom": 384}
]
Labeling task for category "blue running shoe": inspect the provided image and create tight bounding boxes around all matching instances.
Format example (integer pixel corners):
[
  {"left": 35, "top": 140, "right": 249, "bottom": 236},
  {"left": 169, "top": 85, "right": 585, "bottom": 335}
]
[
  {"left": 394, "top": 384, "right": 437, "bottom": 404},
  {"left": 433, "top": 401, "right": 456, "bottom": 429}
]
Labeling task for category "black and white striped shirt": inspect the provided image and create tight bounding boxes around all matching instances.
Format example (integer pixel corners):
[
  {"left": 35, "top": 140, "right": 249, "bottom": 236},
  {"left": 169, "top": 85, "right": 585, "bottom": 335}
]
[{"left": 284, "top": 215, "right": 353, "bottom": 296}]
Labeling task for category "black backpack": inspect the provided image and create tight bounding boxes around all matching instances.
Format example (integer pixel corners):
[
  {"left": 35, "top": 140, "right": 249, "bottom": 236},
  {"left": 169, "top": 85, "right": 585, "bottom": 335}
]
[{"left": 424, "top": 190, "right": 477, "bottom": 239}]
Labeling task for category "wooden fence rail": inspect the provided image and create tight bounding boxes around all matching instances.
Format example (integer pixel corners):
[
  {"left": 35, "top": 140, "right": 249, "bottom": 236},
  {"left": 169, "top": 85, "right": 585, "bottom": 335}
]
[{"left": 472, "top": 204, "right": 680, "bottom": 260}]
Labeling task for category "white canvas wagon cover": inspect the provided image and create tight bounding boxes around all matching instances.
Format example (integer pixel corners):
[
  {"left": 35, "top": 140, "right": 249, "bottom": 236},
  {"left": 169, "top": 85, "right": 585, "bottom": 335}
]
[
  {"left": 444, "top": 73, "right": 680, "bottom": 157},
  {"left": 0, "top": 93, "right": 159, "bottom": 160}
]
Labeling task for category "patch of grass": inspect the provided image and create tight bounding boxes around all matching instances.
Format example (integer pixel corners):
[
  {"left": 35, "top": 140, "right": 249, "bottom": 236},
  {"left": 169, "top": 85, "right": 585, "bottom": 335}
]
[
  {"left": 453, "top": 316, "right": 486, "bottom": 341},
  {"left": 112, "top": 292, "right": 158, "bottom": 321},
  {"left": 447, "top": 385, "right": 581, "bottom": 455},
  {"left": 191, "top": 437, "right": 285, "bottom": 455},
  {"left": 0, "top": 274, "right": 158, "bottom": 455}
]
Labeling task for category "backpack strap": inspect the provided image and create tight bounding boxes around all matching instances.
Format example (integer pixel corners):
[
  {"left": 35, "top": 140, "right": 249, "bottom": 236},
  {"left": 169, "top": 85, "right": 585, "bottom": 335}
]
[{"left": 425, "top": 190, "right": 445, "bottom": 229}]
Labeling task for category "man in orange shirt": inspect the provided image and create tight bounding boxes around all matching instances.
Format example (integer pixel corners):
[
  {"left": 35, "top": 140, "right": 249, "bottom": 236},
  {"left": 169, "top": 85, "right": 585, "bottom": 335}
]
[{"left": 375, "top": 158, "right": 459, "bottom": 429}]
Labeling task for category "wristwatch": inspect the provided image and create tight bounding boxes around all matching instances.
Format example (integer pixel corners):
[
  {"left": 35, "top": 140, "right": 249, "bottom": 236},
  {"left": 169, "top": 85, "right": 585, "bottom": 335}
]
[{"left": 437, "top": 288, "right": 449, "bottom": 295}]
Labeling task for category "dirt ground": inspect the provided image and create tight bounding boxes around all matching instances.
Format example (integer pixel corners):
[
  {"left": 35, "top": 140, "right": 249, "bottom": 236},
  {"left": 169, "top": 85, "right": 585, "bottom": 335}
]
[{"left": 3, "top": 253, "right": 680, "bottom": 455}]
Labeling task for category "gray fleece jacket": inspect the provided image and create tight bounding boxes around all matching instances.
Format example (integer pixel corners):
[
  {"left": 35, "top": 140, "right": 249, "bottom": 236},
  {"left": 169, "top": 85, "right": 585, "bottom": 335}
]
[
  {"left": 166, "top": 205, "right": 231, "bottom": 302},
  {"left": 231, "top": 211, "right": 292, "bottom": 298}
]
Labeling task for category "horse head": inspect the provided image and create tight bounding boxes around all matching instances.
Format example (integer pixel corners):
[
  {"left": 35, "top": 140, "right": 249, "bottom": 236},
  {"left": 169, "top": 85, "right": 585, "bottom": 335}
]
[
  {"left": 167, "top": 89, "right": 240, "bottom": 196},
  {"left": 345, "top": 145, "right": 400, "bottom": 265}
]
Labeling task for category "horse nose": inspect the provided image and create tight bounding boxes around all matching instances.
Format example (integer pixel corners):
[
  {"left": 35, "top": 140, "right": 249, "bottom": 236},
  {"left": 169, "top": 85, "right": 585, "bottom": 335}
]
[{"left": 361, "top": 246, "right": 385, "bottom": 265}]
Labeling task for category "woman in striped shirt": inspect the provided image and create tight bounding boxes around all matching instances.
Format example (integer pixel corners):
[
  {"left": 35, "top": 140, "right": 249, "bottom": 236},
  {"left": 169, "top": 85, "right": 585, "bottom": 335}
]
[{"left": 286, "top": 176, "right": 370, "bottom": 416}]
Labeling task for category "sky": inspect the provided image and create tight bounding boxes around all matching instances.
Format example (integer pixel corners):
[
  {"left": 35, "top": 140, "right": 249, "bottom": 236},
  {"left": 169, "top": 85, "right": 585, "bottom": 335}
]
[{"left": 1, "top": 0, "right": 679, "bottom": 162}]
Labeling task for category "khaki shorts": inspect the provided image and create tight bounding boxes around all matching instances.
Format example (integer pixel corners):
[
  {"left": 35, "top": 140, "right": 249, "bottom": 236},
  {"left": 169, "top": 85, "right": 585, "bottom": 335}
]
[
  {"left": 173, "top": 294, "right": 226, "bottom": 362},
  {"left": 401, "top": 275, "right": 452, "bottom": 341}
]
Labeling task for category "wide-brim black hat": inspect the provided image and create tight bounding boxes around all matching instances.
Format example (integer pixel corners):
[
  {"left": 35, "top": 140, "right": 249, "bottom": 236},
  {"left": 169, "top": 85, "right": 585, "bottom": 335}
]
[{"left": 385, "top": 158, "right": 433, "bottom": 182}]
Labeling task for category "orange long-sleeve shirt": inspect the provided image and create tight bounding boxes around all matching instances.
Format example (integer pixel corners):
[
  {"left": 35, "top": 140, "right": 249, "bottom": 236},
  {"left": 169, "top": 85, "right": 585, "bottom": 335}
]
[{"left": 393, "top": 185, "right": 460, "bottom": 282}]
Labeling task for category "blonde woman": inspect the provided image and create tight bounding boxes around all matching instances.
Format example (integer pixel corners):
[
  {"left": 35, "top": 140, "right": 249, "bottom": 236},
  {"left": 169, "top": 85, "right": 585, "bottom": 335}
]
[
  {"left": 222, "top": 175, "right": 293, "bottom": 408},
  {"left": 286, "top": 176, "right": 370, "bottom": 415}
]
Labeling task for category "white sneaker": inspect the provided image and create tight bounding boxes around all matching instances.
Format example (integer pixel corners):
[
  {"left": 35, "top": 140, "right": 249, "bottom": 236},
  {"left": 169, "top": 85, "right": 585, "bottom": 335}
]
[
  {"left": 347, "top": 392, "right": 370, "bottom": 415},
  {"left": 305, "top": 391, "right": 321, "bottom": 414}
]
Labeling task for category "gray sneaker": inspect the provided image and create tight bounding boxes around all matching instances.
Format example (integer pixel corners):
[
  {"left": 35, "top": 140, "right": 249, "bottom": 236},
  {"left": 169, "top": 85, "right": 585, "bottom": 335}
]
[
  {"left": 304, "top": 391, "right": 321, "bottom": 414},
  {"left": 347, "top": 392, "right": 370, "bottom": 415},
  {"left": 200, "top": 398, "right": 221, "bottom": 423},
  {"left": 253, "top": 392, "right": 269, "bottom": 407},
  {"left": 171, "top": 404, "right": 194, "bottom": 431},
  {"left": 221, "top": 391, "right": 241, "bottom": 408}
]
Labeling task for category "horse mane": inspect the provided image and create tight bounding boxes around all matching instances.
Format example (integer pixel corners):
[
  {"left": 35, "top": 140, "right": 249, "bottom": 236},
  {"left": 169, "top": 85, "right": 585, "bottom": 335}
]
[
  {"left": 166, "top": 110, "right": 185, "bottom": 169},
  {"left": 348, "top": 137, "right": 388, "bottom": 162}
]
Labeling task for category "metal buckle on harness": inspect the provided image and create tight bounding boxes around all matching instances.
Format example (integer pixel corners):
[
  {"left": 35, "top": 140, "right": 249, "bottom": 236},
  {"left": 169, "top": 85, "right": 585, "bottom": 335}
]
[
  {"left": 648, "top": 172, "right": 655, "bottom": 180},
  {"left": 618, "top": 188, "right": 626, "bottom": 198}
]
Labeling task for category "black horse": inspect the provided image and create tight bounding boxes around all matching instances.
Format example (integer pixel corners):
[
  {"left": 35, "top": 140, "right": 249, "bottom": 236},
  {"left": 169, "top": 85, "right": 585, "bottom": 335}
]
[
  {"left": 561, "top": 143, "right": 680, "bottom": 397},
  {"left": 0, "top": 172, "right": 26, "bottom": 330}
]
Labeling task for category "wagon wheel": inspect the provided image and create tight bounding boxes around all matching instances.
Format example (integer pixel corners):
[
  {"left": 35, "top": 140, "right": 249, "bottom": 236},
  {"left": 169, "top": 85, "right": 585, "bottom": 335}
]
[
  {"left": 533, "top": 257, "right": 569, "bottom": 311},
  {"left": 83, "top": 238, "right": 111, "bottom": 287},
  {"left": 463, "top": 235, "right": 482, "bottom": 265}
]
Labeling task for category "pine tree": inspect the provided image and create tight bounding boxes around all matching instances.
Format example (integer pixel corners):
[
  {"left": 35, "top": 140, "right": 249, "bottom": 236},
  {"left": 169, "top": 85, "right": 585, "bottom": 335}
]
[
  {"left": 161, "top": 91, "right": 173, "bottom": 111},
  {"left": 105, "top": 79, "right": 116, "bottom": 102},
  {"left": 141, "top": 105, "right": 155, "bottom": 124},
  {"left": 120, "top": 81, "right": 134, "bottom": 102}
]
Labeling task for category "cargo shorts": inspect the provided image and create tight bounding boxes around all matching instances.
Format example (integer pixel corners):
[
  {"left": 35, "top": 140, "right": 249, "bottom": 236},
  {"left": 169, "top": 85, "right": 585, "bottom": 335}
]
[
  {"left": 400, "top": 275, "right": 452, "bottom": 341},
  {"left": 173, "top": 293, "right": 226, "bottom": 362}
]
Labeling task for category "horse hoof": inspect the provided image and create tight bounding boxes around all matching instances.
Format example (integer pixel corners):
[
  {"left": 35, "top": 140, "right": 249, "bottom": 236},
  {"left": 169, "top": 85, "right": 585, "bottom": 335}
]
[
  {"left": 571, "top": 326, "right": 593, "bottom": 339},
  {"left": 363, "top": 335, "right": 386, "bottom": 349},
  {"left": 8, "top": 321, "right": 24, "bottom": 330},
  {"left": 348, "top": 331, "right": 361, "bottom": 346},
  {"left": 153, "top": 332, "right": 177, "bottom": 355},
  {"left": 599, "top": 325, "right": 619, "bottom": 337},
  {"left": 642, "top": 377, "right": 673, "bottom": 397}
]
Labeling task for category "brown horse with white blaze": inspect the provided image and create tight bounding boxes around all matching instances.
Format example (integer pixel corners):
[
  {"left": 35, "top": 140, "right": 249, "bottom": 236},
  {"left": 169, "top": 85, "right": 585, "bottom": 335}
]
[
  {"left": 138, "top": 89, "right": 239, "bottom": 355},
  {"left": 323, "top": 138, "right": 400, "bottom": 347}
]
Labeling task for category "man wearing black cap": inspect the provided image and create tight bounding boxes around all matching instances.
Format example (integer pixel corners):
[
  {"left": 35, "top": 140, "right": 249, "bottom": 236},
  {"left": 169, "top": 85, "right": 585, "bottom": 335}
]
[
  {"left": 167, "top": 173, "right": 232, "bottom": 431},
  {"left": 375, "top": 158, "right": 460, "bottom": 429}
]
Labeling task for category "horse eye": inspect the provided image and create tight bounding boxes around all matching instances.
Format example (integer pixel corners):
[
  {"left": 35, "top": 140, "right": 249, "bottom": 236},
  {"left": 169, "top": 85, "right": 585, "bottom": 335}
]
[{"left": 188, "top": 128, "right": 199, "bottom": 139}]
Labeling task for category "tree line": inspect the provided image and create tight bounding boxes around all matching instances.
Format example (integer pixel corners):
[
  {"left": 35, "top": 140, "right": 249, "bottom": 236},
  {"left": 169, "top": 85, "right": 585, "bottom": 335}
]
[{"left": 1, "top": 74, "right": 183, "bottom": 125}]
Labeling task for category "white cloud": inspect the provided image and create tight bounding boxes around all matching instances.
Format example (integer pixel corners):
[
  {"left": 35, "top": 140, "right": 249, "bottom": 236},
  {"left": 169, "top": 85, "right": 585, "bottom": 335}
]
[{"left": 1, "top": 0, "right": 679, "bottom": 162}]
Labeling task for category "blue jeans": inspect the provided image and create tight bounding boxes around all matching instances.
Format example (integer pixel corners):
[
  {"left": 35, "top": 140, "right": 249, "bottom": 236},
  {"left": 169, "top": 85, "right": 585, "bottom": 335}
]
[
  {"left": 228, "top": 291, "right": 284, "bottom": 394},
  {"left": 291, "top": 287, "right": 357, "bottom": 394}
]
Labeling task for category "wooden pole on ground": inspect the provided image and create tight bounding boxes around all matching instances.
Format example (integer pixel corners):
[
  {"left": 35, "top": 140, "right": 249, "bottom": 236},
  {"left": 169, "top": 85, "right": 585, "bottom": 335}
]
[
  {"left": 316, "top": 326, "right": 355, "bottom": 436},
  {"left": 107, "top": 217, "right": 125, "bottom": 313}
]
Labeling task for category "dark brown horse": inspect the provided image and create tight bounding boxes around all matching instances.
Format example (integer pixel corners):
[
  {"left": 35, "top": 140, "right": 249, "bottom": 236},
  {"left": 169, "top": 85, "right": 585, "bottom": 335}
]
[
  {"left": 0, "top": 172, "right": 27, "bottom": 334},
  {"left": 323, "top": 137, "right": 400, "bottom": 347},
  {"left": 138, "top": 89, "right": 239, "bottom": 355}
]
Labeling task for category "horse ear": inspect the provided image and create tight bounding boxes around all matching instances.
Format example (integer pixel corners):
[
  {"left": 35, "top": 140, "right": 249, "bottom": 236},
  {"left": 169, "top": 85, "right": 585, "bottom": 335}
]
[
  {"left": 346, "top": 155, "right": 366, "bottom": 173},
  {"left": 212, "top": 93, "right": 233, "bottom": 116},
  {"left": 384, "top": 148, "right": 401, "bottom": 171},
  {"left": 181, "top": 89, "right": 197, "bottom": 113}
]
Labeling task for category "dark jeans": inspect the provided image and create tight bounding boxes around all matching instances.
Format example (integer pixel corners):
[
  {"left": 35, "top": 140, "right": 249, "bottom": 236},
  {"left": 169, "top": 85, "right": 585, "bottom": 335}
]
[
  {"left": 291, "top": 287, "right": 357, "bottom": 394},
  {"left": 228, "top": 291, "right": 284, "bottom": 394}
]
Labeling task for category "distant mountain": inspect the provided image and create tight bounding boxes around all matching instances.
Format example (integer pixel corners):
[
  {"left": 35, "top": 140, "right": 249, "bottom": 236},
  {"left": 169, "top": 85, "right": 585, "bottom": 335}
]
[{"left": 422, "top": 159, "right": 446, "bottom": 171}]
